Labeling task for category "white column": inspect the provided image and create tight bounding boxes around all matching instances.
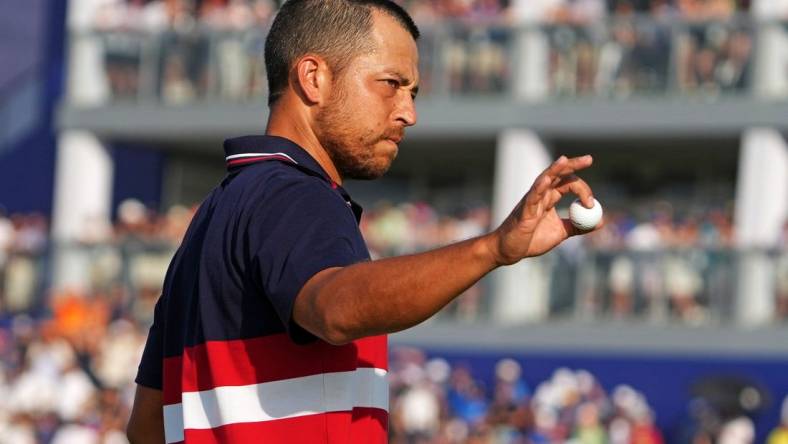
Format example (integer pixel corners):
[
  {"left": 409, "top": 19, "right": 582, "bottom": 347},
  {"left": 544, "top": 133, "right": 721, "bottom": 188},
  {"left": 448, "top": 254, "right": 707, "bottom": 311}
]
[
  {"left": 66, "top": 0, "right": 110, "bottom": 105},
  {"left": 752, "top": 23, "right": 788, "bottom": 100},
  {"left": 509, "top": 0, "right": 551, "bottom": 102},
  {"left": 512, "top": 27, "right": 550, "bottom": 101},
  {"left": 752, "top": 1, "right": 788, "bottom": 99},
  {"left": 735, "top": 129, "right": 788, "bottom": 248},
  {"left": 491, "top": 129, "right": 553, "bottom": 324},
  {"left": 734, "top": 128, "right": 788, "bottom": 325},
  {"left": 51, "top": 131, "right": 114, "bottom": 290}
]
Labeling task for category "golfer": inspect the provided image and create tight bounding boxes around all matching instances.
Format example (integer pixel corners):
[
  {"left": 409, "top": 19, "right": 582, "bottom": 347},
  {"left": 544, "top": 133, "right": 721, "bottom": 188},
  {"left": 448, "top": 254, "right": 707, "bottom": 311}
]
[{"left": 127, "top": 1, "right": 597, "bottom": 442}]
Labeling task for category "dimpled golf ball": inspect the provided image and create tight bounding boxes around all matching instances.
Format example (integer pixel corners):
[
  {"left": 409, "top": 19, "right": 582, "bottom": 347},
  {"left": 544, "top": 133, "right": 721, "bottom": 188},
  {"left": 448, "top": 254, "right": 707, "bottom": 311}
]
[{"left": 569, "top": 198, "right": 603, "bottom": 231}]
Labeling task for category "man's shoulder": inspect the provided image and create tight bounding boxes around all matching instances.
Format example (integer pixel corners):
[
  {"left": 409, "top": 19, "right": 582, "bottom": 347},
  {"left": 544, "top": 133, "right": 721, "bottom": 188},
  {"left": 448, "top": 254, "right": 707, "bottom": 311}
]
[
  {"left": 231, "top": 161, "right": 353, "bottom": 222},
  {"left": 240, "top": 160, "right": 330, "bottom": 192}
]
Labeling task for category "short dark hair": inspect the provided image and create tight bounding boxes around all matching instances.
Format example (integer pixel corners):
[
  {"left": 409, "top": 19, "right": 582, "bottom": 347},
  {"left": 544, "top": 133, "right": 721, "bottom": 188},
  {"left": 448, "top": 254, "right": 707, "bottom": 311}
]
[{"left": 264, "top": 0, "right": 419, "bottom": 106}]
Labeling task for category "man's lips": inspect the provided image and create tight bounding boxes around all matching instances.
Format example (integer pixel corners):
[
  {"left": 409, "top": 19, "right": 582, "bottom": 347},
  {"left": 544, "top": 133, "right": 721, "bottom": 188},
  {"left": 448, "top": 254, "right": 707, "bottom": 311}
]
[{"left": 385, "top": 133, "right": 403, "bottom": 144}]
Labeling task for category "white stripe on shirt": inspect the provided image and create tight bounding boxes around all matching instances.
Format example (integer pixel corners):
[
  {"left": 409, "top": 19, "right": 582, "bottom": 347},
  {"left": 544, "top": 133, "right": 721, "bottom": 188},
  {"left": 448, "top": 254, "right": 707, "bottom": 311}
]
[{"left": 163, "top": 367, "right": 388, "bottom": 443}]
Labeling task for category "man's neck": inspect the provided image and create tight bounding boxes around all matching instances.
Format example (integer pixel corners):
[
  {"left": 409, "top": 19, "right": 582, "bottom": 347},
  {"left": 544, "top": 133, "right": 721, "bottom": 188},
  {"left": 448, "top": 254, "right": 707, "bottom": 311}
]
[{"left": 265, "top": 100, "right": 343, "bottom": 185}]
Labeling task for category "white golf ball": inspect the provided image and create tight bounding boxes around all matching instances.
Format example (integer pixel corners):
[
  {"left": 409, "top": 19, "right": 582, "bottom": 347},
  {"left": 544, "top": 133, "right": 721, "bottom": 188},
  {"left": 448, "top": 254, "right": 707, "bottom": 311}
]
[{"left": 569, "top": 198, "right": 603, "bottom": 231}]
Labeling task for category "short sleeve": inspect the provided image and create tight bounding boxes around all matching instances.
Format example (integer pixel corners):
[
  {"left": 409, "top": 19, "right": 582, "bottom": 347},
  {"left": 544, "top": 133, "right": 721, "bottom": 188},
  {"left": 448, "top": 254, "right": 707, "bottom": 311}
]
[
  {"left": 135, "top": 296, "right": 165, "bottom": 389},
  {"left": 250, "top": 174, "right": 368, "bottom": 343}
]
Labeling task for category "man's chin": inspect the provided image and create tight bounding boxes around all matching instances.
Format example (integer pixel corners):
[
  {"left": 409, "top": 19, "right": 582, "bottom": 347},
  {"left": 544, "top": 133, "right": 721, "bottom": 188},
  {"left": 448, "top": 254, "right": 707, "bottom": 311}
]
[
  {"left": 342, "top": 157, "right": 394, "bottom": 181},
  {"left": 344, "top": 165, "right": 390, "bottom": 181}
]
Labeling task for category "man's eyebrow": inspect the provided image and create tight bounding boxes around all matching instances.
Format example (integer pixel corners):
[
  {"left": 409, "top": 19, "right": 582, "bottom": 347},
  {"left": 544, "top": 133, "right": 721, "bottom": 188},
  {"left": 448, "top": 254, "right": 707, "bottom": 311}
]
[
  {"left": 392, "top": 72, "right": 419, "bottom": 95},
  {"left": 386, "top": 71, "right": 413, "bottom": 85},
  {"left": 383, "top": 70, "right": 419, "bottom": 96}
]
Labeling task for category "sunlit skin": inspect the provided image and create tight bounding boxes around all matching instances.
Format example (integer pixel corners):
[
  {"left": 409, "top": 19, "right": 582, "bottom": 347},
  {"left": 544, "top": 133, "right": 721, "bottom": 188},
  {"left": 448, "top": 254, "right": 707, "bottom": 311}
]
[
  {"left": 314, "top": 19, "right": 418, "bottom": 180},
  {"left": 267, "top": 9, "right": 418, "bottom": 183}
]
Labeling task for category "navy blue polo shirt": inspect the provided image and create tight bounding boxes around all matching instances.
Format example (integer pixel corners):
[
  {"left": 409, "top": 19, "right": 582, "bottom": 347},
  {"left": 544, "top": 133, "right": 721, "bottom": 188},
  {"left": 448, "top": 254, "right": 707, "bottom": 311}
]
[{"left": 135, "top": 135, "right": 372, "bottom": 393}]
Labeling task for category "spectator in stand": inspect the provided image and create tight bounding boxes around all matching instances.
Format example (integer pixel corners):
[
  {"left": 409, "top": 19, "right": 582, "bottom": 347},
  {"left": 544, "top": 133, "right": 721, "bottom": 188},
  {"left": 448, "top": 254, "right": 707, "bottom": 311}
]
[
  {"left": 610, "top": 384, "right": 665, "bottom": 444},
  {"left": 675, "top": 0, "right": 753, "bottom": 95},
  {"left": 574, "top": 201, "right": 737, "bottom": 322},
  {"left": 448, "top": 365, "right": 490, "bottom": 426},
  {"left": 718, "top": 416, "right": 755, "bottom": 444},
  {"left": 676, "top": 0, "right": 742, "bottom": 20},
  {"left": 0, "top": 208, "right": 13, "bottom": 310},
  {"left": 0, "top": 215, "right": 47, "bottom": 315},
  {"left": 388, "top": 349, "right": 666, "bottom": 444},
  {"left": 754, "top": 0, "right": 788, "bottom": 18},
  {"left": 776, "top": 222, "right": 788, "bottom": 321},
  {"left": 85, "top": 0, "right": 760, "bottom": 103},
  {"left": 200, "top": 0, "right": 276, "bottom": 99},
  {"left": 361, "top": 202, "right": 491, "bottom": 319},
  {"left": 768, "top": 396, "right": 788, "bottom": 444},
  {"left": 574, "top": 401, "right": 608, "bottom": 444},
  {"left": 0, "top": 209, "right": 14, "bottom": 260}
]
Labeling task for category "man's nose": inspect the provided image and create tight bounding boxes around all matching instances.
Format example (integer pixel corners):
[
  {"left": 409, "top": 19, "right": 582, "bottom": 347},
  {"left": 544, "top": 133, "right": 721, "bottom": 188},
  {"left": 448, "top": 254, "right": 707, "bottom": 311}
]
[{"left": 395, "top": 94, "right": 417, "bottom": 127}]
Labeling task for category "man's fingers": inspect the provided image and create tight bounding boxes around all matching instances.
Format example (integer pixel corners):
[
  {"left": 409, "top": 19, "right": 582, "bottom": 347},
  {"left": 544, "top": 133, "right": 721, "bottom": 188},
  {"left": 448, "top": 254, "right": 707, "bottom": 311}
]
[
  {"left": 539, "top": 176, "right": 594, "bottom": 211},
  {"left": 543, "top": 155, "right": 593, "bottom": 182},
  {"left": 562, "top": 216, "right": 605, "bottom": 237},
  {"left": 524, "top": 155, "right": 593, "bottom": 218},
  {"left": 562, "top": 218, "right": 581, "bottom": 237},
  {"left": 524, "top": 175, "right": 552, "bottom": 216},
  {"left": 554, "top": 176, "right": 594, "bottom": 208}
]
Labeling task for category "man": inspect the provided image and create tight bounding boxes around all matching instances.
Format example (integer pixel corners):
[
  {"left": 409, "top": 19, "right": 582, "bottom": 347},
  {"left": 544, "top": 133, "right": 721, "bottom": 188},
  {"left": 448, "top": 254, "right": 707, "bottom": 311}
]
[{"left": 126, "top": 1, "right": 598, "bottom": 443}]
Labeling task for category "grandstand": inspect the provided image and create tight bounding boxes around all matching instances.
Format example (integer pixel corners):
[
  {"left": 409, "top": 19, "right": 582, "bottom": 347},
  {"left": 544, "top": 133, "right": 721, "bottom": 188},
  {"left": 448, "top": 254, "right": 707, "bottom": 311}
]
[{"left": 1, "top": 0, "right": 788, "bottom": 442}]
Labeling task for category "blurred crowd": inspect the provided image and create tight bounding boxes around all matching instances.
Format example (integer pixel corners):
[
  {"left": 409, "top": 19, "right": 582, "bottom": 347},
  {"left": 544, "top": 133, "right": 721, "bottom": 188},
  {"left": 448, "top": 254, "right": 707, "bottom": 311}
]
[
  {"left": 1, "top": 199, "right": 787, "bottom": 324},
  {"left": 80, "top": 0, "right": 754, "bottom": 29},
  {"left": 0, "top": 199, "right": 200, "bottom": 443},
  {"left": 585, "top": 203, "right": 736, "bottom": 251},
  {"left": 82, "top": 0, "right": 277, "bottom": 32},
  {"left": 389, "top": 347, "right": 788, "bottom": 444},
  {"left": 67, "top": 0, "right": 764, "bottom": 103},
  {"left": 362, "top": 200, "right": 788, "bottom": 324},
  {"left": 0, "top": 200, "right": 195, "bottom": 443},
  {"left": 0, "top": 201, "right": 195, "bottom": 318},
  {"left": 389, "top": 347, "right": 665, "bottom": 444},
  {"left": 2, "top": 198, "right": 788, "bottom": 325},
  {"left": 70, "top": 0, "right": 278, "bottom": 102},
  {"left": 0, "top": 198, "right": 786, "bottom": 442},
  {"left": 0, "top": 212, "right": 48, "bottom": 316},
  {"left": 0, "top": 299, "right": 141, "bottom": 443},
  {"left": 362, "top": 202, "right": 491, "bottom": 259},
  {"left": 573, "top": 204, "right": 788, "bottom": 323},
  {"left": 542, "top": 0, "right": 753, "bottom": 98}
]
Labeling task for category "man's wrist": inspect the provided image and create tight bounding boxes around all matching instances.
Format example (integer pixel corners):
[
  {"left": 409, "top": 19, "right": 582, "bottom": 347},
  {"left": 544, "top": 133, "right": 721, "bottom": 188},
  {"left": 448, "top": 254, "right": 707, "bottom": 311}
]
[{"left": 476, "top": 232, "right": 506, "bottom": 270}]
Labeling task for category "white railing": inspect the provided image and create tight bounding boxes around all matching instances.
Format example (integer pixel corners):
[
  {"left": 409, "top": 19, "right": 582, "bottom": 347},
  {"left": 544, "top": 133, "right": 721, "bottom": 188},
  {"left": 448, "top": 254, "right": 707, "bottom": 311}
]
[
  {"left": 2, "top": 242, "right": 786, "bottom": 327},
  {"left": 66, "top": 15, "right": 788, "bottom": 106}
]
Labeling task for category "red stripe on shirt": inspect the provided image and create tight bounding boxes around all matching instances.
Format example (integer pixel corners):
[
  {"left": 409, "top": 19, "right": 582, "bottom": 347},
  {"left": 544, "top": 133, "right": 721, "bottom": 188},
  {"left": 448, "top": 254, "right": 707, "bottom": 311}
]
[
  {"left": 179, "top": 408, "right": 387, "bottom": 444},
  {"left": 226, "top": 155, "right": 294, "bottom": 167},
  {"left": 163, "top": 352, "right": 183, "bottom": 406},
  {"left": 162, "top": 334, "right": 387, "bottom": 405}
]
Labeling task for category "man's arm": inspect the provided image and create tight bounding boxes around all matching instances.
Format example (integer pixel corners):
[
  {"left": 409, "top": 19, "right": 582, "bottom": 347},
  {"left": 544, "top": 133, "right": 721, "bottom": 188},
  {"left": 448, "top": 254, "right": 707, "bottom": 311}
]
[
  {"left": 295, "top": 155, "right": 597, "bottom": 344},
  {"left": 127, "top": 385, "right": 165, "bottom": 444}
]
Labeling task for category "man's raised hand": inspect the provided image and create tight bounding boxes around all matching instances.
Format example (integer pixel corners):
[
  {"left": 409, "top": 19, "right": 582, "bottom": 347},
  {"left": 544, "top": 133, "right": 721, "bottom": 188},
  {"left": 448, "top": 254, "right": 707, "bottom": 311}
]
[{"left": 486, "top": 155, "right": 597, "bottom": 266}]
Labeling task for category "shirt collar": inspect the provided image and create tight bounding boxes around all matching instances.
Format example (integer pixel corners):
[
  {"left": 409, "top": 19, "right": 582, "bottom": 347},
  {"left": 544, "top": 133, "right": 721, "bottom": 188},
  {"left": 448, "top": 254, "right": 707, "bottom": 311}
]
[
  {"left": 224, "top": 135, "right": 327, "bottom": 176},
  {"left": 223, "top": 135, "right": 363, "bottom": 220}
]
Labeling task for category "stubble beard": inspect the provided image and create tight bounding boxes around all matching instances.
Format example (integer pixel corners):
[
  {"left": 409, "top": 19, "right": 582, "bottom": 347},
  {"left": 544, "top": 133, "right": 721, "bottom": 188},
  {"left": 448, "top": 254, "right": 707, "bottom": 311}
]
[{"left": 315, "top": 90, "right": 397, "bottom": 181}]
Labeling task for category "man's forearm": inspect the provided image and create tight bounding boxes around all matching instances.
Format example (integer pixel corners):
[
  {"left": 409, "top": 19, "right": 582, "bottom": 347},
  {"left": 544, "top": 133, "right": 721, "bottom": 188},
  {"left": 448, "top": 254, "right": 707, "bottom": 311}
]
[
  {"left": 294, "top": 233, "right": 500, "bottom": 344},
  {"left": 295, "top": 155, "right": 598, "bottom": 344}
]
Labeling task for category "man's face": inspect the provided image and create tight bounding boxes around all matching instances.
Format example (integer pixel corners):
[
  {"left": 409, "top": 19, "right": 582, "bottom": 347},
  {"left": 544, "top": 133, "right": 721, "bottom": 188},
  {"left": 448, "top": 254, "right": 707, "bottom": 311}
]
[{"left": 315, "top": 10, "right": 419, "bottom": 180}]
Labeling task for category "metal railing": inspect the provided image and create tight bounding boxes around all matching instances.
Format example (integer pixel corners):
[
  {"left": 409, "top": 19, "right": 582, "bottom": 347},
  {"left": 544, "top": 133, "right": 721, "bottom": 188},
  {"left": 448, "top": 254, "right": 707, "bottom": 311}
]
[
  {"left": 3, "top": 243, "right": 786, "bottom": 327},
  {"left": 66, "top": 15, "right": 788, "bottom": 106},
  {"left": 483, "top": 247, "right": 788, "bottom": 326}
]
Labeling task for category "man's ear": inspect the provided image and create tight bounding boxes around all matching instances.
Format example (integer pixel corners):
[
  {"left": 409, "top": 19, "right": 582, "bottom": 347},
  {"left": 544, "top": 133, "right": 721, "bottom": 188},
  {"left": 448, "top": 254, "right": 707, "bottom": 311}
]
[{"left": 292, "top": 55, "right": 331, "bottom": 105}]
